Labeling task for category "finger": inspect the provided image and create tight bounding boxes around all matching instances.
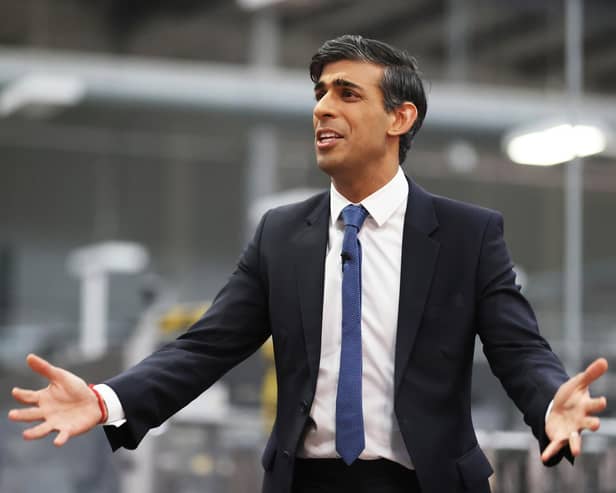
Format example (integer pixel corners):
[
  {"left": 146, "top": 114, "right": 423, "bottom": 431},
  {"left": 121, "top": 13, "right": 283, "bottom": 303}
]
[
  {"left": 22, "top": 421, "right": 53, "bottom": 441},
  {"left": 7, "top": 407, "right": 44, "bottom": 423},
  {"left": 581, "top": 417, "right": 601, "bottom": 432},
  {"left": 26, "top": 353, "right": 61, "bottom": 381},
  {"left": 569, "top": 431, "right": 582, "bottom": 456},
  {"left": 54, "top": 429, "right": 71, "bottom": 447},
  {"left": 585, "top": 396, "right": 608, "bottom": 415},
  {"left": 542, "top": 438, "right": 567, "bottom": 463},
  {"left": 579, "top": 358, "right": 609, "bottom": 388},
  {"left": 11, "top": 387, "right": 39, "bottom": 405}
]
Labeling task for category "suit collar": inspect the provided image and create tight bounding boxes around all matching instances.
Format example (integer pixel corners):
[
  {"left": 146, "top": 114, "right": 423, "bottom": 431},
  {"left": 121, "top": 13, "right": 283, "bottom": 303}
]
[
  {"left": 305, "top": 192, "right": 329, "bottom": 226},
  {"left": 404, "top": 176, "right": 439, "bottom": 236}
]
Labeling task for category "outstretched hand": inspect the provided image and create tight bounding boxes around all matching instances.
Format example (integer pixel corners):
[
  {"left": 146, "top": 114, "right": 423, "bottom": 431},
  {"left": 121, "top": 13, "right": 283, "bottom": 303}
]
[
  {"left": 542, "top": 357, "right": 608, "bottom": 463},
  {"left": 8, "top": 353, "right": 103, "bottom": 447}
]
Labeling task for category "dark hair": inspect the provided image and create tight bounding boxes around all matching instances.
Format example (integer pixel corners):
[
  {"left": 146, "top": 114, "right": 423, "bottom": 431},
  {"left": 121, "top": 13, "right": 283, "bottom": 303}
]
[{"left": 310, "top": 34, "right": 427, "bottom": 164}]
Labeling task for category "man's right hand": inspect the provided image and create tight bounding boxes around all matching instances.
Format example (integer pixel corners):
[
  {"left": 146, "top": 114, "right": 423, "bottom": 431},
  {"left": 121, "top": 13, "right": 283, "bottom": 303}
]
[{"left": 8, "top": 353, "right": 103, "bottom": 447}]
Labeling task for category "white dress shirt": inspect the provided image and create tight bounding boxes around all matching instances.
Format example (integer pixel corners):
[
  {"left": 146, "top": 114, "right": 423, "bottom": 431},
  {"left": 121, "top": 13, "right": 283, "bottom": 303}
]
[{"left": 298, "top": 166, "right": 412, "bottom": 468}]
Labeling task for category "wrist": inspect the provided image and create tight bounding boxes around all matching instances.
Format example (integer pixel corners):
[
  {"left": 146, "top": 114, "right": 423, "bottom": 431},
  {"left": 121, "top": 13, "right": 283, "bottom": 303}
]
[{"left": 88, "top": 384, "right": 108, "bottom": 424}]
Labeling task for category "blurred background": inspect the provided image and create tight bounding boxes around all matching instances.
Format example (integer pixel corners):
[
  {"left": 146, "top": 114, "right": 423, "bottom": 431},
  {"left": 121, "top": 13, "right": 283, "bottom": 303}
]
[{"left": 1, "top": 0, "right": 615, "bottom": 492}]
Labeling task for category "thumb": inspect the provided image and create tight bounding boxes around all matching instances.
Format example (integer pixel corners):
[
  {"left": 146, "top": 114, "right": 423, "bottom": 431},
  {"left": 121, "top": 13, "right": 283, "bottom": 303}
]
[
  {"left": 26, "top": 353, "right": 62, "bottom": 382},
  {"left": 578, "top": 357, "right": 608, "bottom": 388}
]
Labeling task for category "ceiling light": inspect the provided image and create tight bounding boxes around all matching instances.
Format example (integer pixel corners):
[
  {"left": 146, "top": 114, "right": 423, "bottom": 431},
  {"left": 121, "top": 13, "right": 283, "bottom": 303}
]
[
  {"left": 0, "top": 73, "right": 85, "bottom": 118},
  {"left": 504, "top": 121, "right": 608, "bottom": 166},
  {"left": 236, "top": 0, "right": 288, "bottom": 10}
]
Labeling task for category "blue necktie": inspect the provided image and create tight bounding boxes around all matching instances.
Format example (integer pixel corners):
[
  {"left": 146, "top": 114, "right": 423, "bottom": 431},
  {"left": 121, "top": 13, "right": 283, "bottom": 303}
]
[{"left": 336, "top": 204, "right": 369, "bottom": 465}]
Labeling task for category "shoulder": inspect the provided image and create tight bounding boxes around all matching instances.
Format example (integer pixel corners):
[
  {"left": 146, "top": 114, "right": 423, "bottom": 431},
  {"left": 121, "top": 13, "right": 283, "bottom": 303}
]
[
  {"left": 411, "top": 179, "right": 502, "bottom": 227},
  {"left": 433, "top": 193, "right": 501, "bottom": 224},
  {"left": 260, "top": 190, "right": 329, "bottom": 229}
]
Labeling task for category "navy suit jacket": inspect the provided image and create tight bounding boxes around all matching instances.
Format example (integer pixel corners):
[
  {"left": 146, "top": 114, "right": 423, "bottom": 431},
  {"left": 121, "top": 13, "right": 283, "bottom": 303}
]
[{"left": 103, "top": 178, "right": 570, "bottom": 493}]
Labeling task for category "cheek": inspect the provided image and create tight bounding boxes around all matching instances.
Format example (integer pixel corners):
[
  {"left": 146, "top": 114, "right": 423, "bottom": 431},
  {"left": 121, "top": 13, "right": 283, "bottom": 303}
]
[{"left": 355, "top": 115, "right": 388, "bottom": 146}]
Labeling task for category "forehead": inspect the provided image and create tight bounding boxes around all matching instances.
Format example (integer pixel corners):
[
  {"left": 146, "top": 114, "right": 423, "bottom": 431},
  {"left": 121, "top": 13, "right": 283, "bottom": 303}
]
[{"left": 318, "top": 60, "right": 384, "bottom": 88}]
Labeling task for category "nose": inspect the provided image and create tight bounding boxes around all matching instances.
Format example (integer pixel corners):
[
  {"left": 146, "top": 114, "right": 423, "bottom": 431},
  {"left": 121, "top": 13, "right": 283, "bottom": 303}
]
[{"left": 313, "top": 92, "right": 337, "bottom": 121}]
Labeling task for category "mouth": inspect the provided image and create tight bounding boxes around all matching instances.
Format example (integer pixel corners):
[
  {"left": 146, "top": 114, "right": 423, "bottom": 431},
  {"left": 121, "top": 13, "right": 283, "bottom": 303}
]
[{"left": 315, "top": 129, "right": 344, "bottom": 149}]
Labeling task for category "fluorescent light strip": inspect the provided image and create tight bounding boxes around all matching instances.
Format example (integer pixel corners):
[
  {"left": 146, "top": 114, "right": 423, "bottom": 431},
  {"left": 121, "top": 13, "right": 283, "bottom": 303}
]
[{"left": 505, "top": 123, "right": 607, "bottom": 166}]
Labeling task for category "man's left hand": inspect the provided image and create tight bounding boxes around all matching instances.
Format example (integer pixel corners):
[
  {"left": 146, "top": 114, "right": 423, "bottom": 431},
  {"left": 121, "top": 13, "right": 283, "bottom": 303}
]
[{"left": 542, "top": 357, "right": 608, "bottom": 463}]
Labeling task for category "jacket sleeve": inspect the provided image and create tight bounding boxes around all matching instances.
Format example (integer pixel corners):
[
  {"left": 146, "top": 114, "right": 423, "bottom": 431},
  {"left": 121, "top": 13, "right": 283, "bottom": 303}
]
[
  {"left": 475, "top": 211, "right": 573, "bottom": 466},
  {"left": 103, "top": 213, "right": 272, "bottom": 451}
]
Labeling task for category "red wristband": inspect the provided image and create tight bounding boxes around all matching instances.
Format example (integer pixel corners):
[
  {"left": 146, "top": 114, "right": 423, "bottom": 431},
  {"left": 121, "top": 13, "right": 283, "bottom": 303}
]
[{"left": 89, "top": 384, "right": 108, "bottom": 424}]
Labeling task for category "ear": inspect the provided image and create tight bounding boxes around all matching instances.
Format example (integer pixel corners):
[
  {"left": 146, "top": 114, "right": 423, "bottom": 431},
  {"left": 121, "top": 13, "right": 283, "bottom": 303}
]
[{"left": 387, "top": 102, "right": 418, "bottom": 137}]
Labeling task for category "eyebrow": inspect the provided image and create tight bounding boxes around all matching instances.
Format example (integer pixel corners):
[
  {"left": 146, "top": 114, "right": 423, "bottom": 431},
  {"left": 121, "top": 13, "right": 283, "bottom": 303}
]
[{"left": 313, "top": 78, "right": 363, "bottom": 93}]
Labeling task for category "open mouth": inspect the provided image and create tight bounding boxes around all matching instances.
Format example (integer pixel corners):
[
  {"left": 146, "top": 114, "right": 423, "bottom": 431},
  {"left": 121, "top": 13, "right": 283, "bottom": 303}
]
[{"left": 316, "top": 129, "right": 344, "bottom": 148}]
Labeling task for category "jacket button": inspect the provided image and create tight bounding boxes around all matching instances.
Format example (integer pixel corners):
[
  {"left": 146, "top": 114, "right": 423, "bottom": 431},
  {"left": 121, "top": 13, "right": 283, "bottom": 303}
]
[
  {"left": 282, "top": 450, "right": 291, "bottom": 459},
  {"left": 300, "top": 400, "right": 309, "bottom": 414}
]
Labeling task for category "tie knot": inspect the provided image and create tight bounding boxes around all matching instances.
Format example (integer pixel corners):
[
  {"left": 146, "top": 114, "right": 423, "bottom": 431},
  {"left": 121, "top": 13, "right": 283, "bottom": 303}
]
[{"left": 341, "top": 204, "right": 368, "bottom": 231}]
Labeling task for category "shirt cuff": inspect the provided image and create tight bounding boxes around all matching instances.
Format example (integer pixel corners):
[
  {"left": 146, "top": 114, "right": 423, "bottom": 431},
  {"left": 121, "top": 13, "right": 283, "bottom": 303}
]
[
  {"left": 545, "top": 399, "right": 554, "bottom": 423},
  {"left": 93, "top": 383, "right": 127, "bottom": 427}
]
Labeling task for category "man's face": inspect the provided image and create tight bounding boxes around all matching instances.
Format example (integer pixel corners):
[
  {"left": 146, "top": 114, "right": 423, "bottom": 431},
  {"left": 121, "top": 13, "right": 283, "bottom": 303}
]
[{"left": 313, "top": 60, "right": 394, "bottom": 177}]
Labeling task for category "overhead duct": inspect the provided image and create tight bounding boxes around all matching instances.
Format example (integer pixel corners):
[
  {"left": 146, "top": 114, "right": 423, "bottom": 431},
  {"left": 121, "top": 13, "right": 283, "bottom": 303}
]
[{"left": 0, "top": 48, "right": 616, "bottom": 133}]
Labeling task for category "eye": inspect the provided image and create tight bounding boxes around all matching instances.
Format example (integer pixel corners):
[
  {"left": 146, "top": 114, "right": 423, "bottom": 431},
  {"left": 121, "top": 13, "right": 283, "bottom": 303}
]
[
  {"left": 342, "top": 89, "right": 358, "bottom": 99},
  {"left": 315, "top": 90, "right": 325, "bottom": 101}
]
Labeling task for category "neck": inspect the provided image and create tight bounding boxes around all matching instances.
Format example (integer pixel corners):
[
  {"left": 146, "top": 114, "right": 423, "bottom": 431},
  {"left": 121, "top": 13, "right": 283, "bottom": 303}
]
[{"left": 331, "top": 164, "right": 399, "bottom": 203}]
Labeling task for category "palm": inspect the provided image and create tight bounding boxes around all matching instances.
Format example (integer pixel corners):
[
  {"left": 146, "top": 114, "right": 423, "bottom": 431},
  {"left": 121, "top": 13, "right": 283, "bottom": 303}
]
[
  {"left": 8, "top": 353, "right": 102, "bottom": 447},
  {"left": 542, "top": 357, "right": 608, "bottom": 463},
  {"left": 40, "top": 371, "right": 94, "bottom": 426}
]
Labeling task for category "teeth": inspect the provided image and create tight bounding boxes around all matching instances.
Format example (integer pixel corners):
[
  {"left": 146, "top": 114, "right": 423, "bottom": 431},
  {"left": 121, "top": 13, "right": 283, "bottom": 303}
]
[{"left": 317, "top": 131, "right": 341, "bottom": 142}]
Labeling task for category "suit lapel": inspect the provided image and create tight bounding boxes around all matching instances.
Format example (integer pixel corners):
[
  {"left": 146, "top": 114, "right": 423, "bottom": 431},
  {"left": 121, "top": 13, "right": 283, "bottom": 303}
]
[
  {"left": 294, "top": 192, "right": 330, "bottom": 382},
  {"left": 394, "top": 178, "right": 440, "bottom": 394}
]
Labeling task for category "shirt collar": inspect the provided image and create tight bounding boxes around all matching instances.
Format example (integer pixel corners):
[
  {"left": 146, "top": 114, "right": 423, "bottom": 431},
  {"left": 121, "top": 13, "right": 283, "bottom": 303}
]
[{"left": 330, "top": 166, "right": 409, "bottom": 227}]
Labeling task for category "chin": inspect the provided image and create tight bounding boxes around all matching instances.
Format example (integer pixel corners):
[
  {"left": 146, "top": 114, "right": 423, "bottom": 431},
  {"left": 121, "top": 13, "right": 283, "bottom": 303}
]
[
  {"left": 316, "top": 150, "right": 346, "bottom": 172},
  {"left": 316, "top": 158, "right": 341, "bottom": 177}
]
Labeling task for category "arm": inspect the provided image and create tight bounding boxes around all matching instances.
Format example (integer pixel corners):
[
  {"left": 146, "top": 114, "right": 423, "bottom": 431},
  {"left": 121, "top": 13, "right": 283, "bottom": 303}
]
[
  {"left": 103, "top": 212, "right": 272, "bottom": 450},
  {"left": 475, "top": 212, "right": 606, "bottom": 464}
]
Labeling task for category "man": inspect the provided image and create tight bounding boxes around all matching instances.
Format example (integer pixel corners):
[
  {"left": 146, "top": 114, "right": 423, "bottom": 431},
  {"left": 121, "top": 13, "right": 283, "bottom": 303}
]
[{"left": 9, "top": 35, "right": 608, "bottom": 493}]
